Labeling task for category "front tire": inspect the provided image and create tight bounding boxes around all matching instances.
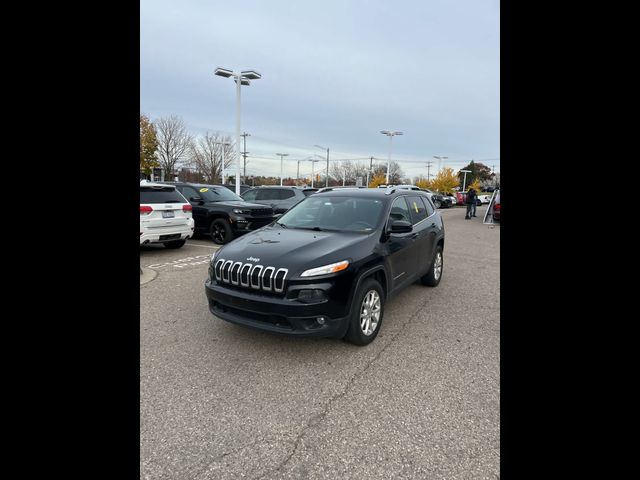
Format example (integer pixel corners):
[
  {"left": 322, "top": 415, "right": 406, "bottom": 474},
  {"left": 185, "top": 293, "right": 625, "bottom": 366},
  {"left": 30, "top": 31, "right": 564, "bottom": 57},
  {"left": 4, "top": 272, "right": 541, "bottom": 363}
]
[
  {"left": 344, "top": 278, "right": 385, "bottom": 346},
  {"left": 210, "top": 218, "right": 234, "bottom": 245},
  {"left": 164, "top": 239, "right": 186, "bottom": 249},
  {"left": 421, "top": 245, "right": 443, "bottom": 286}
]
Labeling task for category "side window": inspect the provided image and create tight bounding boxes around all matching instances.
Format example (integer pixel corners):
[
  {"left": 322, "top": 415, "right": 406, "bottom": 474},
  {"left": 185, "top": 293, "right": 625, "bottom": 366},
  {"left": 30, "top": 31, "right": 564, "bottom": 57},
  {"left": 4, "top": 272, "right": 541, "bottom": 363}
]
[
  {"left": 180, "top": 186, "right": 200, "bottom": 201},
  {"left": 421, "top": 196, "right": 435, "bottom": 216},
  {"left": 242, "top": 189, "right": 258, "bottom": 201},
  {"left": 256, "top": 189, "right": 278, "bottom": 201},
  {"left": 388, "top": 197, "right": 412, "bottom": 224},
  {"left": 277, "top": 189, "right": 296, "bottom": 200},
  {"left": 407, "top": 195, "right": 428, "bottom": 224}
]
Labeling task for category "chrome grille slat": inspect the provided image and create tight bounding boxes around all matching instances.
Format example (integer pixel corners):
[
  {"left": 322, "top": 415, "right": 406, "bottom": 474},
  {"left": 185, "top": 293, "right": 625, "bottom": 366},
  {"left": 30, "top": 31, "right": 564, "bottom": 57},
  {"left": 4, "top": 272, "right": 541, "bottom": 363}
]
[
  {"left": 262, "top": 267, "right": 275, "bottom": 291},
  {"left": 230, "top": 262, "right": 242, "bottom": 285},
  {"left": 215, "top": 259, "right": 288, "bottom": 294},
  {"left": 240, "top": 264, "right": 251, "bottom": 287},
  {"left": 222, "top": 260, "right": 233, "bottom": 283},
  {"left": 250, "top": 265, "right": 263, "bottom": 289}
]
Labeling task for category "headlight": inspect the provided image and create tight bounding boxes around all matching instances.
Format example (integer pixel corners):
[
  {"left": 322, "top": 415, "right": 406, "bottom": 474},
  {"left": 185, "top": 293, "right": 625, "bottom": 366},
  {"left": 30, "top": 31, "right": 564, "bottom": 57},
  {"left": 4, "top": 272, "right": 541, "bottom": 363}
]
[
  {"left": 232, "top": 208, "right": 247, "bottom": 214},
  {"left": 300, "top": 260, "right": 349, "bottom": 277}
]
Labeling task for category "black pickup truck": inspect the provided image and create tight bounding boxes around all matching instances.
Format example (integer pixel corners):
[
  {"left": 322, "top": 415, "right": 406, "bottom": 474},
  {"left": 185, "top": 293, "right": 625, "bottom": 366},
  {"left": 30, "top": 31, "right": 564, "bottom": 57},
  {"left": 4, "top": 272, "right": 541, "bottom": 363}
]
[
  {"left": 161, "top": 182, "right": 275, "bottom": 244},
  {"left": 205, "top": 188, "right": 445, "bottom": 345}
]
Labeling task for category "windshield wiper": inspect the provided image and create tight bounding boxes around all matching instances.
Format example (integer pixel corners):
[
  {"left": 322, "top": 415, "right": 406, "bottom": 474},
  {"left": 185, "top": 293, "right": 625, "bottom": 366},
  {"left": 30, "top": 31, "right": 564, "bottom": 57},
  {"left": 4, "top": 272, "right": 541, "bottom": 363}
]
[
  {"left": 297, "top": 226, "right": 323, "bottom": 231},
  {"left": 276, "top": 221, "right": 287, "bottom": 228}
]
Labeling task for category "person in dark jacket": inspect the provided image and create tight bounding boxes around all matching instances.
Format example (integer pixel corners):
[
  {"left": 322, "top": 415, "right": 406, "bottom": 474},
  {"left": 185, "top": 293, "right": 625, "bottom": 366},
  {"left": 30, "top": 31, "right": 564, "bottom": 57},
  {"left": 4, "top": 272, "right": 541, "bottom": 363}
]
[{"left": 465, "top": 188, "right": 477, "bottom": 219}]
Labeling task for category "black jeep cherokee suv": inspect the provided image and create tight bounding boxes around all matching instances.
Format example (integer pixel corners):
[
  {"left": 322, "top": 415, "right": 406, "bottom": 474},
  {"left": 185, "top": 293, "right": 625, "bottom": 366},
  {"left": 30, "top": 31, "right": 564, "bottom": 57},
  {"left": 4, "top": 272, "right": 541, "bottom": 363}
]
[
  {"left": 162, "top": 182, "right": 275, "bottom": 244},
  {"left": 205, "top": 188, "right": 445, "bottom": 345}
]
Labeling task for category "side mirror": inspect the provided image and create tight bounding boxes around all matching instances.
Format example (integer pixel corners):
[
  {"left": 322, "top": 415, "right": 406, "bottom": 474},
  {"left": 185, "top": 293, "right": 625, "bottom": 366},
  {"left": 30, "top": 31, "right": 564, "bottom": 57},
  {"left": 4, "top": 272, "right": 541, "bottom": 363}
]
[{"left": 389, "top": 220, "right": 413, "bottom": 233}]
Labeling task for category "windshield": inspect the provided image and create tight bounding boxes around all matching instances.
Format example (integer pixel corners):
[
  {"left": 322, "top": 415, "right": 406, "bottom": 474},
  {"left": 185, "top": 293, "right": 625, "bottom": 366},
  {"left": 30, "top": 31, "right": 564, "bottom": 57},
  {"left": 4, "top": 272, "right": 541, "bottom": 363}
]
[
  {"left": 277, "top": 196, "right": 385, "bottom": 232},
  {"left": 197, "top": 186, "right": 243, "bottom": 202}
]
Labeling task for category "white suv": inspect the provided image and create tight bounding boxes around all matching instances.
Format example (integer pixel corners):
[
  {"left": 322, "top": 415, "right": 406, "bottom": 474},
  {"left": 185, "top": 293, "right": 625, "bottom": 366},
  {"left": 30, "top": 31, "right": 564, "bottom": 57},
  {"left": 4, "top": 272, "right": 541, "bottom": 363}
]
[{"left": 140, "top": 182, "right": 194, "bottom": 248}]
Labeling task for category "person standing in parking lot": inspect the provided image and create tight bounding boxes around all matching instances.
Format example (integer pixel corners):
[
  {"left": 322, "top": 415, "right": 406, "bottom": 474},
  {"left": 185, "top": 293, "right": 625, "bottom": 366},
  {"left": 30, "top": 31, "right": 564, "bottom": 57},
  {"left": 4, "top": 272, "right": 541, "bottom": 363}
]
[{"left": 465, "top": 188, "right": 477, "bottom": 219}]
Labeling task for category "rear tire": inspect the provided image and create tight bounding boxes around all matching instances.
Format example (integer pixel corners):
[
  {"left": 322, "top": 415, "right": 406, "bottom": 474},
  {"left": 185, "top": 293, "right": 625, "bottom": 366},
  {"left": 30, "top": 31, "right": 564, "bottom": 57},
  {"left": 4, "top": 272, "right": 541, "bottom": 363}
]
[
  {"left": 344, "top": 278, "right": 385, "bottom": 346},
  {"left": 164, "top": 239, "right": 186, "bottom": 249},
  {"left": 210, "top": 218, "right": 234, "bottom": 245},
  {"left": 421, "top": 245, "right": 443, "bottom": 287}
]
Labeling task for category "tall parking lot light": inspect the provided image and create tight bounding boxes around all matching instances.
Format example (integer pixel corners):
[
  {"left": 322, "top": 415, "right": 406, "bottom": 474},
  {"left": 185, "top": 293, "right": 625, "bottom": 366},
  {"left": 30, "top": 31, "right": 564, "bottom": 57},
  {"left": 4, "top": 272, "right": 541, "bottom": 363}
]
[
  {"left": 380, "top": 130, "right": 403, "bottom": 184},
  {"left": 308, "top": 158, "right": 320, "bottom": 187},
  {"left": 214, "top": 140, "right": 231, "bottom": 183},
  {"left": 276, "top": 153, "right": 289, "bottom": 186},
  {"left": 314, "top": 145, "right": 330, "bottom": 187},
  {"left": 433, "top": 155, "right": 448, "bottom": 173},
  {"left": 214, "top": 67, "right": 262, "bottom": 195},
  {"left": 460, "top": 169, "right": 472, "bottom": 191}
]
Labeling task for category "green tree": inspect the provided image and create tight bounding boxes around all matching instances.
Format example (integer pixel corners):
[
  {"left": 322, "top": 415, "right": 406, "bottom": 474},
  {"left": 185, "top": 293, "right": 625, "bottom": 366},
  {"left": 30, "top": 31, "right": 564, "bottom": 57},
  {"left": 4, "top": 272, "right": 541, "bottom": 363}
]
[
  {"left": 140, "top": 114, "right": 158, "bottom": 174},
  {"left": 457, "top": 161, "right": 493, "bottom": 187}
]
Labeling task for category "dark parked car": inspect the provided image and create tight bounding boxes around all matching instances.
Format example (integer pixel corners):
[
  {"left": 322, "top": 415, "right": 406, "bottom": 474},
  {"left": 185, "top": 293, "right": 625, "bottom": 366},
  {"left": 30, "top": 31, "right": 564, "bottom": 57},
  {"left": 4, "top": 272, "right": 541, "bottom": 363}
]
[
  {"left": 241, "top": 186, "right": 314, "bottom": 214},
  {"left": 492, "top": 191, "right": 500, "bottom": 221},
  {"left": 161, "top": 182, "right": 275, "bottom": 244},
  {"left": 419, "top": 189, "right": 453, "bottom": 209},
  {"left": 205, "top": 188, "right": 445, "bottom": 345}
]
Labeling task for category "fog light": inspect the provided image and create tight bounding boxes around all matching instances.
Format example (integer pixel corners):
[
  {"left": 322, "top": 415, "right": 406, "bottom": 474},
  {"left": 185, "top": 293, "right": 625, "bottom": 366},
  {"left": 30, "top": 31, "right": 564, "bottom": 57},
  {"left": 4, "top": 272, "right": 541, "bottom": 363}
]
[
  {"left": 317, "top": 317, "right": 325, "bottom": 325},
  {"left": 297, "top": 289, "right": 326, "bottom": 303}
]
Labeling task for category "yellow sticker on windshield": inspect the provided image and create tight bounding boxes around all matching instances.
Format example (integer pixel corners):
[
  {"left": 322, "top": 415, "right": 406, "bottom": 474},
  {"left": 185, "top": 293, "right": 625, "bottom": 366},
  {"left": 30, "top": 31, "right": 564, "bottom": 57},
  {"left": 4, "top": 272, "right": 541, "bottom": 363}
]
[
  {"left": 413, "top": 201, "right": 419, "bottom": 213},
  {"left": 199, "top": 188, "right": 209, "bottom": 193}
]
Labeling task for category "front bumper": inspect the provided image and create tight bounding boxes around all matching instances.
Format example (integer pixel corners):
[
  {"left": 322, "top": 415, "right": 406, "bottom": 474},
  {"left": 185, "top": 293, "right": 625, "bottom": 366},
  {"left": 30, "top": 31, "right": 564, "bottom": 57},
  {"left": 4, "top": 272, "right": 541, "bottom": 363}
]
[{"left": 204, "top": 279, "right": 350, "bottom": 338}]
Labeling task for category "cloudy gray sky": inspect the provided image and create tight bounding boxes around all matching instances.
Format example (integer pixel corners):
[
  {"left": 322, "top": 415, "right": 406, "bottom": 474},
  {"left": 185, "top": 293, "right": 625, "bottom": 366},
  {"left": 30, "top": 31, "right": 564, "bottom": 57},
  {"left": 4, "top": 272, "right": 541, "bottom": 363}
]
[{"left": 141, "top": 0, "right": 499, "bottom": 181}]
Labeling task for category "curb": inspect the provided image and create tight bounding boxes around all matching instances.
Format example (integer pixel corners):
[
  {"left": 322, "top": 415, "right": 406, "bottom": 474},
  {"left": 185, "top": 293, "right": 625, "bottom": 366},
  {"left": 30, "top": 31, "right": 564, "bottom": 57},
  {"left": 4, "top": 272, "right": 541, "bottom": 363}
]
[{"left": 140, "top": 266, "right": 158, "bottom": 286}]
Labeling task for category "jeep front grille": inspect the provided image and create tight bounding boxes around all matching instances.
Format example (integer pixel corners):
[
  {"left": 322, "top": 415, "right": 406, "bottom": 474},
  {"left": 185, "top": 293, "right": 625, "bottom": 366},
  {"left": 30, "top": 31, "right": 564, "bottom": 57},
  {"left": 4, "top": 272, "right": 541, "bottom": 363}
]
[{"left": 214, "top": 259, "right": 288, "bottom": 294}]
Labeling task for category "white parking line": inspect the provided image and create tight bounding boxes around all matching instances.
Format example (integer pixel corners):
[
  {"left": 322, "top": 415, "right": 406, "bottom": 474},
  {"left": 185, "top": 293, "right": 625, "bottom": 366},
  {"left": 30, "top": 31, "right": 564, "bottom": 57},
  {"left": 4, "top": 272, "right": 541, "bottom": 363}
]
[
  {"left": 186, "top": 242, "right": 220, "bottom": 249},
  {"left": 147, "top": 254, "right": 212, "bottom": 270}
]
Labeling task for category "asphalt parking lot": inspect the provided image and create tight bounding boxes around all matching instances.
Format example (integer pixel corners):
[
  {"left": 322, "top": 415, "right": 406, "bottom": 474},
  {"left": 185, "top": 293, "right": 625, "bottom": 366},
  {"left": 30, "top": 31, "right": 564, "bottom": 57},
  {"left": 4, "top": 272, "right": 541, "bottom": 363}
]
[{"left": 140, "top": 205, "right": 500, "bottom": 479}]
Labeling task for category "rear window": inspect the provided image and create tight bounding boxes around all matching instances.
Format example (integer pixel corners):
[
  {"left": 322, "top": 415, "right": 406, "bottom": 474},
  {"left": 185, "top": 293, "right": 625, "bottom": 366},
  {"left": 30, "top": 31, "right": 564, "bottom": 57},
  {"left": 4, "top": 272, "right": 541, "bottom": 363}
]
[{"left": 140, "top": 186, "right": 186, "bottom": 204}]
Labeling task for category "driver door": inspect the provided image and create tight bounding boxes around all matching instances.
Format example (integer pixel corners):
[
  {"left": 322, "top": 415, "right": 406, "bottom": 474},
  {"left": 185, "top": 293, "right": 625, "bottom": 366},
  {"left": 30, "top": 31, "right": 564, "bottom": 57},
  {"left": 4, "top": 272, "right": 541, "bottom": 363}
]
[{"left": 385, "top": 196, "right": 419, "bottom": 292}]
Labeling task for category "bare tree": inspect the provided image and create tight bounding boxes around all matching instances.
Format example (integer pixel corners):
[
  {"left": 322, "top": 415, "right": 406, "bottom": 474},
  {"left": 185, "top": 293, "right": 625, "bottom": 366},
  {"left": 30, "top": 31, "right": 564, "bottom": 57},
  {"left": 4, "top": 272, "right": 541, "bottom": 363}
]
[
  {"left": 372, "top": 160, "right": 404, "bottom": 184},
  {"left": 189, "top": 132, "right": 235, "bottom": 183},
  {"left": 155, "top": 115, "right": 192, "bottom": 179}
]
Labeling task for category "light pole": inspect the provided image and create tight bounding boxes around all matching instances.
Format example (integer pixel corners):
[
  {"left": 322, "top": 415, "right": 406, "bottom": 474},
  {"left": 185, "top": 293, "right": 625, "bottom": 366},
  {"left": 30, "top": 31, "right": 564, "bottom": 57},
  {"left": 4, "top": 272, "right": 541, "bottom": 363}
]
[
  {"left": 308, "top": 159, "right": 320, "bottom": 187},
  {"left": 314, "top": 145, "right": 330, "bottom": 187},
  {"left": 214, "top": 67, "right": 262, "bottom": 195},
  {"left": 433, "top": 155, "right": 448, "bottom": 173},
  {"left": 214, "top": 140, "right": 230, "bottom": 183},
  {"left": 276, "top": 153, "right": 289, "bottom": 186},
  {"left": 460, "top": 169, "right": 472, "bottom": 191},
  {"left": 380, "top": 130, "right": 403, "bottom": 184}
]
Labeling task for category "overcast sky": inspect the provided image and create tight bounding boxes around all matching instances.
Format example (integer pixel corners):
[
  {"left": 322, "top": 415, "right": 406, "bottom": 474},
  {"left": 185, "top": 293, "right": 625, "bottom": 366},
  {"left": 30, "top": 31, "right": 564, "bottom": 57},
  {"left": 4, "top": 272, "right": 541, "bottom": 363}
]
[{"left": 141, "top": 0, "right": 499, "bottom": 181}]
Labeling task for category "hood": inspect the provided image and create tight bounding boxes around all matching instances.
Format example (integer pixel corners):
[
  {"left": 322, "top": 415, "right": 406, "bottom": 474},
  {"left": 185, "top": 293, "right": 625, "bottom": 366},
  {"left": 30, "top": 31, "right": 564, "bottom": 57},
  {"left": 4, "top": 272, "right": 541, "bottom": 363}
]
[
  {"left": 207, "top": 200, "right": 271, "bottom": 209},
  {"left": 215, "top": 224, "right": 371, "bottom": 276}
]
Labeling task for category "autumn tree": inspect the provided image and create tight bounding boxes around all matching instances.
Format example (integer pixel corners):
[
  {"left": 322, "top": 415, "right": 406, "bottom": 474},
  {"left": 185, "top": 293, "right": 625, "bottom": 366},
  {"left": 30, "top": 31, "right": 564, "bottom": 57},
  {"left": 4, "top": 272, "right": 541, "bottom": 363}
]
[
  {"left": 140, "top": 114, "right": 158, "bottom": 174},
  {"left": 415, "top": 178, "right": 432, "bottom": 190},
  {"left": 430, "top": 167, "right": 459, "bottom": 194},
  {"left": 369, "top": 173, "right": 387, "bottom": 188},
  {"left": 189, "top": 132, "right": 235, "bottom": 183},
  {"left": 155, "top": 115, "right": 192, "bottom": 179},
  {"left": 467, "top": 178, "right": 482, "bottom": 193}
]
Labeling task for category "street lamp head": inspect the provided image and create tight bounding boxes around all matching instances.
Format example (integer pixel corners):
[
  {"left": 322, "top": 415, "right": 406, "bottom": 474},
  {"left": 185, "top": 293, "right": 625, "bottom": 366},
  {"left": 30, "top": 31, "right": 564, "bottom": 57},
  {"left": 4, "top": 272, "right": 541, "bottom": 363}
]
[
  {"left": 214, "top": 67, "right": 233, "bottom": 78},
  {"left": 314, "top": 144, "right": 326, "bottom": 150},
  {"left": 234, "top": 78, "right": 251, "bottom": 86},
  {"left": 276, "top": 153, "right": 289, "bottom": 157},
  {"left": 380, "top": 130, "right": 390, "bottom": 135},
  {"left": 392, "top": 131, "right": 404, "bottom": 136},
  {"left": 241, "top": 70, "right": 262, "bottom": 80}
]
